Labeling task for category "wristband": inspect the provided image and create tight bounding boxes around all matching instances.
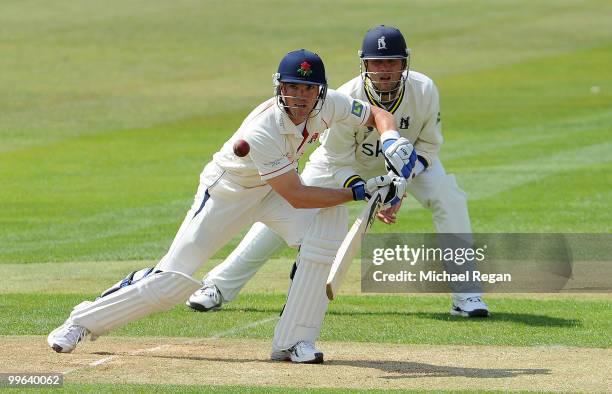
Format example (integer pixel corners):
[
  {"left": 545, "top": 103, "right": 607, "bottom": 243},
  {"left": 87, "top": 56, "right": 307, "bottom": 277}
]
[
  {"left": 380, "top": 130, "right": 401, "bottom": 150},
  {"left": 413, "top": 160, "right": 425, "bottom": 177},
  {"left": 351, "top": 182, "right": 367, "bottom": 201}
]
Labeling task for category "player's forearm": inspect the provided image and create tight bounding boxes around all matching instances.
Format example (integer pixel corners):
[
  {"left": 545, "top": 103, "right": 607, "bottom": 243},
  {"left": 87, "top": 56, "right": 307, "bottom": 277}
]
[
  {"left": 287, "top": 186, "right": 353, "bottom": 209},
  {"left": 368, "top": 106, "right": 397, "bottom": 134}
]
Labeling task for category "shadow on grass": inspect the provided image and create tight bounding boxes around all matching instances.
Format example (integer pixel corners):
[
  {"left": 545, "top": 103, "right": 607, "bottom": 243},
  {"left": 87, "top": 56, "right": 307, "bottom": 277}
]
[
  {"left": 194, "top": 307, "right": 581, "bottom": 327},
  {"left": 411, "top": 312, "right": 581, "bottom": 327}
]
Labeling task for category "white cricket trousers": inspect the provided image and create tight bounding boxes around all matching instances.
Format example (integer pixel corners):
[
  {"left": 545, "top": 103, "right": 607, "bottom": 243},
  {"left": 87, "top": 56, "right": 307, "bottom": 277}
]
[
  {"left": 206, "top": 157, "right": 475, "bottom": 300},
  {"left": 156, "top": 181, "right": 315, "bottom": 276}
]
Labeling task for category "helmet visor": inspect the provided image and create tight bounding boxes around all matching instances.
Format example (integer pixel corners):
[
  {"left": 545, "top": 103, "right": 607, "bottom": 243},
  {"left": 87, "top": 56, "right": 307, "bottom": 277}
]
[
  {"left": 361, "top": 58, "right": 408, "bottom": 104},
  {"left": 275, "top": 81, "right": 327, "bottom": 119}
]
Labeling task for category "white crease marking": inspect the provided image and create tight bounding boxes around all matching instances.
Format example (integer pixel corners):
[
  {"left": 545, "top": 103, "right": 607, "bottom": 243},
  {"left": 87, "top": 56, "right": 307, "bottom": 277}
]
[{"left": 62, "top": 315, "right": 278, "bottom": 375}]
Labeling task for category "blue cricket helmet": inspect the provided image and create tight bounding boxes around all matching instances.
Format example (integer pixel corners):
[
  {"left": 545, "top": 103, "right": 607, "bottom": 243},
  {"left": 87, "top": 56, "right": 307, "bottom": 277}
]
[
  {"left": 275, "top": 49, "right": 327, "bottom": 86},
  {"left": 359, "top": 25, "right": 409, "bottom": 59},
  {"left": 358, "top": 25, "right": 410, "bottom": 104},
  {"left": 274, "top": 49, "right": 328, "bottom": 117}
]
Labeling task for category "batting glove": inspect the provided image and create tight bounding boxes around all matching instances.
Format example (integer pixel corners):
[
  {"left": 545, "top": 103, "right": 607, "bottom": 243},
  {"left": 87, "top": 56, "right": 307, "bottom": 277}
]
[
  {"left": 351, "top": 175, "right": 403, "bottom": 202},
  {"left": 380, "top": 176, "right": 407, "bottom": 209}
]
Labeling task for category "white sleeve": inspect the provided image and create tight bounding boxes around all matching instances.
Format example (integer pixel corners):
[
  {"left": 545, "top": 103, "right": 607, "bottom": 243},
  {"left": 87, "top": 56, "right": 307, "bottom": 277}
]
[
  {"left": 245, "top": 131, "right": 296, "bottom": 181},
  {"left": 323, "top": 90, "right": 371, "bottom": 128},
  {"left": 413, "top": 81, "right": 443, "bottom": 167}
]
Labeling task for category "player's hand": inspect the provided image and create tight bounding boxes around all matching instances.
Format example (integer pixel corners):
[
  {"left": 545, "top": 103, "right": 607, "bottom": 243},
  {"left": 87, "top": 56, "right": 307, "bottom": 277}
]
[
  {"left": 383, "top": 137, "right": 417, "bottom": 179},
  {"left": 377, "top": 197, "right": 404, "bottom": 224},
  {"left": 351, "top": 175, "right": 396, "bottom": 201},
  {"left": 379, "top": 176, "right": 406, "bottom": 209}
]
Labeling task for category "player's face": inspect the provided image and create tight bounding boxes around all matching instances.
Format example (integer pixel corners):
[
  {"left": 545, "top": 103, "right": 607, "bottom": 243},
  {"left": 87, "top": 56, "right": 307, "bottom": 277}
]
[
  {"left": 365, "top": 59, "right": 404, "bottom": 94},
  {"left": 281, "top": 83, "right": 320, "bottom": 124}
]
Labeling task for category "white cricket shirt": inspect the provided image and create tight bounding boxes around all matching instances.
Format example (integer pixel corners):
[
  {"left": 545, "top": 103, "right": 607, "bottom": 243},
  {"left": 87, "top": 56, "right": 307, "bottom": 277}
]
[
  {"left": 309, "top": 70, "right": 443, "bottom": 182},
  {"left": 200, "top": 89, "right": 371, "bottom": 191}
]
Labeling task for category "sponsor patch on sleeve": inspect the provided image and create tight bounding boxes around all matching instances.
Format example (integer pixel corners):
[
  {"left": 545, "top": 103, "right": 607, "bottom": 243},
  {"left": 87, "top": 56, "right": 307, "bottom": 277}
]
[{"left": 351, "top": 100, "right": 364, "bottom": 117}]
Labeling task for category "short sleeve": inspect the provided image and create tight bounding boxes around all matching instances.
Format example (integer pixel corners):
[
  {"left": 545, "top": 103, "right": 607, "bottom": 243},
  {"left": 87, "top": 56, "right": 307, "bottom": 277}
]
[
  {"left": 324, "top": 90, "right": 371, "bottom": 129},
  {"left": 246, "top": 132, "right": 297, "bottom": 181}
]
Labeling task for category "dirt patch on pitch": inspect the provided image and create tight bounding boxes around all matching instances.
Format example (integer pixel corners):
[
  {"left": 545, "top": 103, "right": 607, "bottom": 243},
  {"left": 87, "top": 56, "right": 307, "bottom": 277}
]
[{"left": 2, "top": 336, "right": 610, "bottom": 391}]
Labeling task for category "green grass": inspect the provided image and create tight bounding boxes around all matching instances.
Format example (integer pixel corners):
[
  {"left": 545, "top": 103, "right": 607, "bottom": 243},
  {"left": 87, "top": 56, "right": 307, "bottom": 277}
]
[
  {"left": 3, "top": 259, "right": 609, "bottom": 350},
  {"left": 1, "top": 0, "right": 611, "bottom": 263},
  {"left": 2, "top": 292, "right": 610, "bottom": 348}
]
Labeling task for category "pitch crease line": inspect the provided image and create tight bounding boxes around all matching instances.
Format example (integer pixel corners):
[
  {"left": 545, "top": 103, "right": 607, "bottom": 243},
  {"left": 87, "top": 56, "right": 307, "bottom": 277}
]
[
  {"left": 209, "top": 316, "right": 278, "bottom": 340},
  {"left": 62, "top": 315, "right": 278, "bottom": 375}
]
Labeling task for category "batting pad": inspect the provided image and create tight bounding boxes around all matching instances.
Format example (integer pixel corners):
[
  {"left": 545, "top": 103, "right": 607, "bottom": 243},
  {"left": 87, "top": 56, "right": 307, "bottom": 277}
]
[
  {"left": 431, "top": 174, "right": 472, "bottom": 234},
  {"left": 273, "top": 206, "right": 347, "bottom": 350},
  {"left": 207, "top": 222, "right": 285, "bottom": 301},
  {"left": 71, "top": 271, "right": 201, "bottom": 336},
  {"left": 433, "top": 175, "right": 478, "bottom": 296}
]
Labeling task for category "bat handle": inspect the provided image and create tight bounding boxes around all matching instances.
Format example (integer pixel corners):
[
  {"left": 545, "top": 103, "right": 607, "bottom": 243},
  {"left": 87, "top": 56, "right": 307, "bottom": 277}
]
[
  {"left": 378, "top": 185, "right": 390, "bottom": 205},
  {"left": 326, "top": 284, "right": 334, "bottom": 300}
]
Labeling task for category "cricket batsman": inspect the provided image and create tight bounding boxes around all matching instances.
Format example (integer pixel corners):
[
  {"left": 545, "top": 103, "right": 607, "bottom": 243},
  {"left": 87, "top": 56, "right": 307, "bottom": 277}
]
[
  {"left": 47, "top": 49, "right": 415, "bottom": 354},
  {"left": 186, "top": 26, "right": 489, "bottom": 363}
]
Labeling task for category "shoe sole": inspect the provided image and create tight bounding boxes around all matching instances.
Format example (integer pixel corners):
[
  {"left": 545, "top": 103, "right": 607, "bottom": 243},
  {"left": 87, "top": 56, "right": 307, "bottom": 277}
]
[
  {"left": 185, "top": 300, "right": 222, "bottom": 312},
  {"left": 291, "top": 352, "right": 324, "bottom": 364},
  {"left": 47, "top": 326, "right": 73, "bottom": 353},
  {"left": 450, "top": 307, "right": 491, "bottom": 318},
  {"left": 270, "top": 350, "right": 290, "bottom": 361},
  {"left": 271, "top": 350, "right": 324, "bottom": 364}
]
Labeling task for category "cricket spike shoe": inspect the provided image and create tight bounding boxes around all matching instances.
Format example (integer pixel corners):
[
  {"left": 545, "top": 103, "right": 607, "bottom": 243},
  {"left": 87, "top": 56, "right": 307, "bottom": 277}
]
[
  {"left": 270, "top": 348, "right": 291, "bottom": 362},
  {"left": 451, "top": 296, "right": 491, "bottom": 317},
  {"left": 185, "top": 279, "right": 223, "bottom": 312},
  {"left": 271, "top": 341, "right": 324, "bottom": 364},
  {"left": 48, "top": 318, "right": 90, "bottom": 353}
]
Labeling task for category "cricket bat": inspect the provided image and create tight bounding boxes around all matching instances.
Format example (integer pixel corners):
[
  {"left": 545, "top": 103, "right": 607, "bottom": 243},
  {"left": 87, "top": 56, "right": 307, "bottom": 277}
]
[{"left": 326, "top": 187, "right": 388, "bottom": 300}]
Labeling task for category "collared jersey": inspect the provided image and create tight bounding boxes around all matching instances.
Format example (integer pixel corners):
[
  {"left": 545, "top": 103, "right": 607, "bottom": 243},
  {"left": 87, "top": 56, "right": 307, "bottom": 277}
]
[
  {"left": 200, "top": 89, "right": 371, "bottom": 190},
  {"left": 309, "top": 70, "right": 443, "bottom": 180}
]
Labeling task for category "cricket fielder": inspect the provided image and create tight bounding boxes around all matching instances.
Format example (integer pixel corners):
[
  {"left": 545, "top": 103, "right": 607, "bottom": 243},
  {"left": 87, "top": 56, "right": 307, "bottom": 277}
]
[
  {"left": 47, "top": 49, "right": 414, "bottom": 354},
  {"left": 187, "top": 26, "right": 489, "bottom": 362}
]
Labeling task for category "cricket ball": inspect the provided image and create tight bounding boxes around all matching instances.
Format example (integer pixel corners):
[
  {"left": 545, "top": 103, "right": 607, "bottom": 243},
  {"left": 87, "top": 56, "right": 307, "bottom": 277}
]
[{"left": 233, "top": 139, "right": 250, "bottom": 157}]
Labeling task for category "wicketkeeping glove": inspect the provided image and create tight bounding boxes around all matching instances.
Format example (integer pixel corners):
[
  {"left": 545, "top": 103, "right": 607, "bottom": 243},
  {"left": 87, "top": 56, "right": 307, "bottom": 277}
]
[{"left": 383, "top": 137, "right": 417, "bottom": 179}]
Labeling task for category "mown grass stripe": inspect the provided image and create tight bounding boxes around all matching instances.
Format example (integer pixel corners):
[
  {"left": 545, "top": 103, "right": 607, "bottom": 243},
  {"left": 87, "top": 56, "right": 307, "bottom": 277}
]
[{"left": 3, "top": 293, "right": 609, "bottom": 348}]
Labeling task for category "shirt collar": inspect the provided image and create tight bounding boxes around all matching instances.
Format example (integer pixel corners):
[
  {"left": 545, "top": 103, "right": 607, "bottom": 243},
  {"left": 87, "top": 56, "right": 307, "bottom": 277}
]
[
  {"left": 274, "top": 104, "right": 302, "bottom": 135},
  {"left": 273, "top": 97, "right": 328, "bottom": 136},
  {"left": 274, "top": 103, "right": 323, "bottom": 137}
]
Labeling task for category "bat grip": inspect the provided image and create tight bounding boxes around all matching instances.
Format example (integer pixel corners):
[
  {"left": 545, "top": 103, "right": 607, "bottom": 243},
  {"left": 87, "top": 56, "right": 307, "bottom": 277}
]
[{"left": 378, "top": 185, "right": 391, "bottom": 205}]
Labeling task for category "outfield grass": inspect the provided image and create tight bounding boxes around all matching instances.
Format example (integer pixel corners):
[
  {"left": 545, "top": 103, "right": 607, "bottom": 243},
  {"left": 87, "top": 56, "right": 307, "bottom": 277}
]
[
  {"left": 2, "top": 259, "right": 610, "bottom": 348},
  {"left": 3, "top": 292, "right": 610, "bottom": 348},
  {"left": 1, "top": 0, "right": 611, "bottom": 263}
]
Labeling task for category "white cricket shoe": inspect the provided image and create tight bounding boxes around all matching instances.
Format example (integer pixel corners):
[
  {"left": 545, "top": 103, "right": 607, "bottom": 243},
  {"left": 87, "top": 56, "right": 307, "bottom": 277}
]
[
  {"left": 271, "top": 341, "right": 324, "bottom": 364},
  {"left": 451, "top": 296, "right": 490, "bottom": 317},
  {"left": 48, "top": 318, "right": 89, "bottom": 353},
  {"left": 270, "top": 348, "right": 290, "bottom": 361},
  {"left": 185, "top": 280, "right": 223, "bottom": 312}
]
